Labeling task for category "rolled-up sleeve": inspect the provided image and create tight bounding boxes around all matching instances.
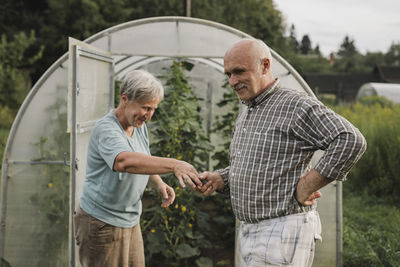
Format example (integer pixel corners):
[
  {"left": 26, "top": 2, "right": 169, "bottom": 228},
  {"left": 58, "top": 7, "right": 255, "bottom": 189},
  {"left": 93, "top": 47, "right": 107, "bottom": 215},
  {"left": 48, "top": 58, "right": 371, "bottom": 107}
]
[
  {"left": 293, "top": 100, "right": 367, "bottom": 181},
  {"left": 314, "top": 130, "right": 367, "bottom": 180},
  {"left": 216, "top": 166, "right": 230, "bottom": 193}
]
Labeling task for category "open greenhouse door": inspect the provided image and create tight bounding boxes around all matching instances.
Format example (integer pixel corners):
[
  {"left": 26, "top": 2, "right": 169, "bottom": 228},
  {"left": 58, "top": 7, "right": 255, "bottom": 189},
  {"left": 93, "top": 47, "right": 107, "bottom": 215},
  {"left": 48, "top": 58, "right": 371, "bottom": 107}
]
[{"left": 67, "top": 37, "right": 114, "bottom": 266}]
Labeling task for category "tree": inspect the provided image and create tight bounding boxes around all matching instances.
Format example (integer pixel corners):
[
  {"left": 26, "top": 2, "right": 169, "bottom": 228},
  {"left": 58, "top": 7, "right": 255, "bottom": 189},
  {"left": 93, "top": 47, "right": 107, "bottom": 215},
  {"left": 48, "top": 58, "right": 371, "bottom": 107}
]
[
  {"left": 1, "top": 0, "right": 286, "bottom": 85},
  {"left": 333, "top": 35, "right": 365, "bottom": 73},
  {"left": 300, "top": 34, "right": 311, "bottom": 55},
  {"left": 0, "top": 31, "right": 43, "bottom": 110},
  {"left": 385, "top": 42, "right": 400, "bottom": 66},
  {"left": 314, "top": 44, "right": 321, "bottom": 56},
  {"left": 288, "top": 24, "right": 299, "bottom": 52},
  {"left": 192, "top": 0, "right": 285, "bottom": 50},
  {"left": 337, "top": 35, "right": 358, "bottom": 58},
  {"left": 363, "top": 52, "right": 385, "bottom": 69}
]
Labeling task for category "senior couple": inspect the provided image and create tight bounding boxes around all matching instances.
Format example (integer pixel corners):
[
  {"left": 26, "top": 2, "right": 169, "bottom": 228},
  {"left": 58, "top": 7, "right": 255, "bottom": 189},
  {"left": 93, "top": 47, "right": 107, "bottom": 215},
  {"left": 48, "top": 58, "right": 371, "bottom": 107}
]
[{"left": 74, "top": 39, "right": 366, "bottom": 267}]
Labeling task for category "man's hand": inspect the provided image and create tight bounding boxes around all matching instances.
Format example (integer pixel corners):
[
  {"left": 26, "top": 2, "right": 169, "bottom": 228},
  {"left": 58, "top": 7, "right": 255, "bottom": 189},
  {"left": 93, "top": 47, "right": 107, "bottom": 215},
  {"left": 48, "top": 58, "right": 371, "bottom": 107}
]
[
  {"left": 198, "top": 171, "right": 224, "bottom": 196},
  {"left": 173, "top": 160, "right": 201, "bottom": 190},
  {"left": 296, "top": 190, "right": 322, "bottom": 206},
  {"left": 295, "top": 169, "right": 332, "bottom": 206}
]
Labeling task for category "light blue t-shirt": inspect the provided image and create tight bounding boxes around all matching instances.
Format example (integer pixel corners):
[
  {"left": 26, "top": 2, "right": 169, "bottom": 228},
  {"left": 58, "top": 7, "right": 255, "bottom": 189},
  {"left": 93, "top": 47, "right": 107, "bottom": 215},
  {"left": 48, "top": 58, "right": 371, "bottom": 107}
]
[{"left": 80, "top": 110, "right": 150, "bottom": 228}]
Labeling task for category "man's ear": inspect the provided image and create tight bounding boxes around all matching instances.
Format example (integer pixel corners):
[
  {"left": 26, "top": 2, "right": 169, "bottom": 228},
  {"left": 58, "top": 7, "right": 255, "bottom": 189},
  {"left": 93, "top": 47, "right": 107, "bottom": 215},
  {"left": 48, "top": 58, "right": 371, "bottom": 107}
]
[{"left": 261, "top": 58, "right": 270, "bottom": 74}]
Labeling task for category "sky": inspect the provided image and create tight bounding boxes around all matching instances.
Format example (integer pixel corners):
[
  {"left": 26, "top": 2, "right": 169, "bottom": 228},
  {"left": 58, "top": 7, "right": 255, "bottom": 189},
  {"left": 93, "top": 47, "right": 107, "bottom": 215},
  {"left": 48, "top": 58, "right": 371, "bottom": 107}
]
[{"left": 274, "top": 0, "right": 400, "bottom": 56}]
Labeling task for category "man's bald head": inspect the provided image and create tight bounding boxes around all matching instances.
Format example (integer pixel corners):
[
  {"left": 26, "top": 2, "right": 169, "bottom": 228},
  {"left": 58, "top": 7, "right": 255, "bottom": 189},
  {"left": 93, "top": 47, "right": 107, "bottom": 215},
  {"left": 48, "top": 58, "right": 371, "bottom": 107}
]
[
  {"left": 223, "top": 39, "right": 275, "bottom": 101},
  {"left": 225, "top": 39, "right": 272, "bottom": 71}
]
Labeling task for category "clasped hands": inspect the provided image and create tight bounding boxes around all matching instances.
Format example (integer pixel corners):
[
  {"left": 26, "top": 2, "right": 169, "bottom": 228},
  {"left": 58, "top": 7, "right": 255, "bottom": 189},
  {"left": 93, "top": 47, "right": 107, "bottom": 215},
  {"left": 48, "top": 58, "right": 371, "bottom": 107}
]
[
  {"left": 172, "top": 160, "right": 223, "bottom": 196},
  {"left": 174, "top": 161, "right": 321, "bottom": 206}
]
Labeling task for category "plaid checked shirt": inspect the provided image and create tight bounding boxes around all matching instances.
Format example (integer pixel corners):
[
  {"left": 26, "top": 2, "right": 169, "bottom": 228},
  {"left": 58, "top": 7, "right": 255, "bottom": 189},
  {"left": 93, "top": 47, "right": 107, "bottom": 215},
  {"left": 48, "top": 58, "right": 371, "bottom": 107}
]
[{"left": 218, "top": 79, "right": 367, "bottom": 223}]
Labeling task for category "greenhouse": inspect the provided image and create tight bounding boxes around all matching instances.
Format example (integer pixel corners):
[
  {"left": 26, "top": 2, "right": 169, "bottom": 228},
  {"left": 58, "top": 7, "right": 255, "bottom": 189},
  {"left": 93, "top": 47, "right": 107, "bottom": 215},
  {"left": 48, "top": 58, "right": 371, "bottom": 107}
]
[
  {"left": 1, "top": 16, "right": 340, "bottom": 266},
  {"left": 356, "top": 82, "right": 400, "bottom": 104}
]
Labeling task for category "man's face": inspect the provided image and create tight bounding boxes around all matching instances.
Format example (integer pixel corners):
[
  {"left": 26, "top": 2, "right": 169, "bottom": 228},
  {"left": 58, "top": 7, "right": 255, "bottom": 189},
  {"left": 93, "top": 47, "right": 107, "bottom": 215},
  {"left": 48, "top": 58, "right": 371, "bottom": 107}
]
[
  {"left": 123, "top": 97, "right": 159, "bottom": 128},
  {"left": 224, "top": 46, "right": 264, "bottom": 101}
]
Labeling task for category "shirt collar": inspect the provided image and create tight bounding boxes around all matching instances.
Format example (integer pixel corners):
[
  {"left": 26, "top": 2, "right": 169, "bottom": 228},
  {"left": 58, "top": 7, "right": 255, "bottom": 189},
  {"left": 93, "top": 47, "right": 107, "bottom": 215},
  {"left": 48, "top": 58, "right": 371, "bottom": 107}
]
[{"left": 242, "top": 79, "right": 280, "bottom": 107}]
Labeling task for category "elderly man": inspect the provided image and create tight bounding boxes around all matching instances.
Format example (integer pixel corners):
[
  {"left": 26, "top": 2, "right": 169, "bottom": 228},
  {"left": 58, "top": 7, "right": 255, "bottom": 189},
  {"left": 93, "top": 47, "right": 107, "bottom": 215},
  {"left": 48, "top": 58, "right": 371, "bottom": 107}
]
[
  {"left": 200, "top": 39, "right": 366, "bottom": 266},
  {"left": 74, "top": 70, "right": 202, "bottom": 267}
]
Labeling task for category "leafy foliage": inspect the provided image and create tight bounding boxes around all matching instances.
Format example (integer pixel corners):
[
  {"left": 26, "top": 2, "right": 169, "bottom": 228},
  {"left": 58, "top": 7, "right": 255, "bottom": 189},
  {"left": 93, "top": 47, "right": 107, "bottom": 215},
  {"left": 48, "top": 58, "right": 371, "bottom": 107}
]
[
  {"left": 1, "top": 0, "right": 287, "bottom": 84},
  {"left": 150, "top": 61, "right": 213, "bottom": 169},
  {"left": 1, "top": 0, "right": 399, "bottom": 88},
  {"left": 211, "top": 80, "right": 239, "bottom": 170},
  {"left": 29, "top": 95, "right": 69, "bottom": 266},
  {"left": 288, "top": 24, "right": 300, "bottom": 53},
  {"left": 334, "top": 100, "right": 400, "bottom": 204},
  {"left": 299, "top": 34, "right": 312, "bottom": 55},
  {"left": 142, "top": 61, "right": 214, "bottom": 266},
  {"left": 0, "top": 128, "right": 9, "bottom": 173},
  {"left": 192, "top": 0, "right": 285, "bottom": 50},
  {"left": 0, "top": 105, "right": 15, "bottom": 165},
  {"left": 0, "top": 106, "right": 15, "bottom": 129},
  {"left": 0, "top": 30, "right": 42, "bottom": 172},
  {"left": 385, "top": 42, "right": 400, "bottom": 65},
  {"left": 343, "top": 194, "right": 400, "bottom": 267},
  {"left": 0, "top": 31, "right": 43, "bottom": 110},
  {"left": 337, "top": 35, "right": 358, "bottom": 58},
  {"left": 207, "top": 79, "right": 240, "bottom": 263},
  {"left": 283, "top": 31, "right": 399, "bottom": 75}
]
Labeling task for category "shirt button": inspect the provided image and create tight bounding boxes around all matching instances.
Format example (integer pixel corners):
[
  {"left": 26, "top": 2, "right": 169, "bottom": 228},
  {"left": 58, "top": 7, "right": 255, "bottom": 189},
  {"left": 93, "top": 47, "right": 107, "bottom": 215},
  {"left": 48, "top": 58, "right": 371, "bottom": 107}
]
[
  {"left": 243, "top": 128, "right": 247, "bottom": 132},
  {"left": 237, "top": 151, "right": 241, "bottom": 155}
]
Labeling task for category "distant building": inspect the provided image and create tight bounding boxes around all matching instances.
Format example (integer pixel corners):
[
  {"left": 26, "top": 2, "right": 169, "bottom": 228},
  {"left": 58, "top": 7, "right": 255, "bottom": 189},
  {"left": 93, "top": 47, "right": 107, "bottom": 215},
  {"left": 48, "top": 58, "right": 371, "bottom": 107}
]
[
  {"left": 356, "top": 83, "right": 400, "bottom": 104},
  {"left": 373, "top": 65, "right": 400, "bottom": 83},
  {"left": 303, "top": 65, "right": 400, "bottom": 103}
]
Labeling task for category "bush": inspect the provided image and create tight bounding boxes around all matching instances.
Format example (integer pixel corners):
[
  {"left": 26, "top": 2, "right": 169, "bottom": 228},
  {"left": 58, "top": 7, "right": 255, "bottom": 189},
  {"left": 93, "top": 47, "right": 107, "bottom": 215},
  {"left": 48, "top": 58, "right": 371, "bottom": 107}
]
[
  {"left": 28, "top": 98, "right": 70, "bottom": 266},
  {"left": 343, "top": 193, "right": 400, "bottom": 266},
  {"left": 0, "top": 31, "right": 43, "bottom": 110},
  {"left": 0, "top": 105, "right": 15, "bottom": 129},
  {"left": 0, "top": 128, "right": 9, "bottom": 170},
  {"left": 334, "top": 102, "right": 400, "bottom": 204},
  {"left": 0, "top": 105, "right": 14, "bottom": 172},
  {"left": 142, "top": 61, "right": 214, "bottom": 267},
  {"left": 359, "top": 95, "right": 394, "bottom": 108},
  {"left": 211, "top": 80, "right": 239, "bottom": 170},
  {"left": 336, "top": 100, "right": 400, "bottom": 266}
]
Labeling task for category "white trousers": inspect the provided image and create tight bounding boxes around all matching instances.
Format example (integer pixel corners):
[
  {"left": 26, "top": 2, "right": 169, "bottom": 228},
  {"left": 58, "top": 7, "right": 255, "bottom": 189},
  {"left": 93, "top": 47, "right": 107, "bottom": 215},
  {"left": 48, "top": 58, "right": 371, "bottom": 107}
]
[{"left": 238, "top": 210, "right": 322, "bottom": 267}]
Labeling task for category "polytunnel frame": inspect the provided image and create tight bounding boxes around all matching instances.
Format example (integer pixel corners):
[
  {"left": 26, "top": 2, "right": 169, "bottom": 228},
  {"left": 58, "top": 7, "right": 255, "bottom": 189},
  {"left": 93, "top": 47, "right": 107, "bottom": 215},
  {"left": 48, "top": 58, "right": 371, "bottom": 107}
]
[{"left": 0, "top": 16, "right": 340, "bottom": 266}]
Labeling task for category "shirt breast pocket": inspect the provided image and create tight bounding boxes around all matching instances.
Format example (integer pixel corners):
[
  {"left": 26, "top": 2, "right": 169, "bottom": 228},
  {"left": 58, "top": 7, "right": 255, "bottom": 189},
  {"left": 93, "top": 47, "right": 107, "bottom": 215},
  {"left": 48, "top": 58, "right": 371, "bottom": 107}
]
[{"left": 231, "top": 130, "right": 270, "bottom": 163}]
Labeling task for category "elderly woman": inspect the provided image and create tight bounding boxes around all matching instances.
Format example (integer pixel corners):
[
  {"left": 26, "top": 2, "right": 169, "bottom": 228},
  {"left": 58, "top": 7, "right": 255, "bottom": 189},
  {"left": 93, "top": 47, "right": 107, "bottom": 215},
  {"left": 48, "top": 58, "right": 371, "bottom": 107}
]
[{"left": 74, "top": 70, "right": 201, "bottom": 267}]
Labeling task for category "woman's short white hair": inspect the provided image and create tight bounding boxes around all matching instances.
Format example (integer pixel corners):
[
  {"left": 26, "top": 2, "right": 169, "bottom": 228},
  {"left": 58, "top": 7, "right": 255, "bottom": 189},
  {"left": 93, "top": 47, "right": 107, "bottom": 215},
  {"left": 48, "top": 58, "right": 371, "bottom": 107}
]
[{"left": 119, "top": 69, "right": 164, "bottom": 102}]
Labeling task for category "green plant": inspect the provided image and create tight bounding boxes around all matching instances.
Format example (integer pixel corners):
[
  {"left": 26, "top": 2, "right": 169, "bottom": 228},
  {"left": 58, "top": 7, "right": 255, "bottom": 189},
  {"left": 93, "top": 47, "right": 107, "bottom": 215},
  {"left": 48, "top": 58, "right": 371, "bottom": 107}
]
[
  {"left": 0, "top": 128, "right": 9, "bottom": 172},
  {"left": 327, "top": 100, "right": 400, "bottom": 266},
  {"left": 29, "top": 93, "right": 69, "bottom": 266},
  {"left": 1, "top": 257, "right": 12, "bottom": 267},
  {"left": 142, "top": 61, "right": 214, "bottom": 267},
  {"left": 334, "top": 102, "right": 400, "bottom": 204},
  {"left": 359, "top": 95, "right": 394, "bottom": 108},
  {"left": 211, "top": 80, "right": 239, "bottom": 170},
  {"left": 0, "top": 105, "right": 15, "bottom": 129},
  {"left": 205, "top": 79, "right": 238, "bottom": 264},
  {"left": 343, "top": 193, "right": 400, "bottom": 266},
  {"left": 0, "top": 31, "right": 43, "bottom": 110}
]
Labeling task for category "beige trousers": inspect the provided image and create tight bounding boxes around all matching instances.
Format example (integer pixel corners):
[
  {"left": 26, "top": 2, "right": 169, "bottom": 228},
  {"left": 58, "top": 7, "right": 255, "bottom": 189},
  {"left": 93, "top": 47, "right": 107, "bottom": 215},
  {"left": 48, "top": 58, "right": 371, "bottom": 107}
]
[
  {"left": 74, "top": 206, "right": 145, "bottom": 267},
  {"left": 238, "top": 211, "right": 322, "bottom": 267}
]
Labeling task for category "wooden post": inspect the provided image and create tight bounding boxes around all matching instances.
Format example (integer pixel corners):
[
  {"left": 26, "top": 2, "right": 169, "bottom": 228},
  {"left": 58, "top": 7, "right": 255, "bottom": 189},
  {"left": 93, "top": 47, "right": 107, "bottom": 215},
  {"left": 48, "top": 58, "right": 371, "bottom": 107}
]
[{"left": 186, "top": 0, "right": 191, "bottom": 17}]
